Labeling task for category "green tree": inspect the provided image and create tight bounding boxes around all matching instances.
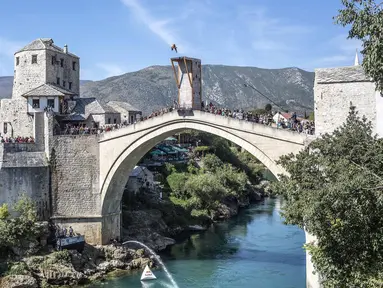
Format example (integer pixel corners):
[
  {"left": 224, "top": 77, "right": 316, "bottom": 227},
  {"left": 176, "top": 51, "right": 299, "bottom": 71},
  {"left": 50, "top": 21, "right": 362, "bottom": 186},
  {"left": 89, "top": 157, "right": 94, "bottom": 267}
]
[
  {"left": 265, "top": 103, "right": 272, "bottom": 112},
  {"left": 184, "top": 173, "right": 227, "bottom": 215},
  {"left": 167, "top": 173, "right": 189, "bottom": 198},
  {"left": 335, "top": 0, "right": 383, "bottom": 90},
  {"left": 0, "top": 195, "right": 41, "bottom": 252},
  {"left": 308, "top": 111, "right": 315, "bottom": 121},
  {"left": 0, "top": 204, "right": 9, "bottom": 220},
  {"left": 250, "top": 108, "right": 267, "bottom": 115},
  {"left": 272, "top": 106, "right": 383, "bottom": 287},
  {"left": 216, "top": 164, "right": 249, "bottom": 198},
  {"left": 202, "top": 154, "right": 223, "bottom": 172}
]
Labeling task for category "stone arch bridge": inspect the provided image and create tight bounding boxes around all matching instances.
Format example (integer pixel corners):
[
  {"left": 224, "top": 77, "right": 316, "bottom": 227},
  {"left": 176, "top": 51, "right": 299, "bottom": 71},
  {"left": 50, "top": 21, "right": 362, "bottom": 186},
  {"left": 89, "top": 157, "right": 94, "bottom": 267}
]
[{"left": 49, "top": 110, "right": 313, "bottom": 245}]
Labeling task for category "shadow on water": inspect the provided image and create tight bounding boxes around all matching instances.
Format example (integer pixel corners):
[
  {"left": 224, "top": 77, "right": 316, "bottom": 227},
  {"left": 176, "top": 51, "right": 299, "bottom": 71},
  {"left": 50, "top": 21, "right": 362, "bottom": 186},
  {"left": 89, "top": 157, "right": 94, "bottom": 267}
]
[{"left": 161, "top": 198, "right": 285, "bottom": 263}]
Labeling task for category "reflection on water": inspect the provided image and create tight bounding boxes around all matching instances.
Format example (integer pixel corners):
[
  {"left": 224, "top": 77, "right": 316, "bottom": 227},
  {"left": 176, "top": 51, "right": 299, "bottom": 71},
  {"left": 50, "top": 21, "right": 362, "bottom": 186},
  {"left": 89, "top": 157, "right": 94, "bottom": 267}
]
[{"left": 91, "top": 198, "right": 306, "bottom": 288}]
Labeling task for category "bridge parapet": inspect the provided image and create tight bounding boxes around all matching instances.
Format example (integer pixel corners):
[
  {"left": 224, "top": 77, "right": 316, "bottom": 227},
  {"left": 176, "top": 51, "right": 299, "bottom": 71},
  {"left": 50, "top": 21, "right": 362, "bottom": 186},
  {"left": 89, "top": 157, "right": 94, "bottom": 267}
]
[{"left": 99, "top": 110, "right": 312, "bottom": 144}]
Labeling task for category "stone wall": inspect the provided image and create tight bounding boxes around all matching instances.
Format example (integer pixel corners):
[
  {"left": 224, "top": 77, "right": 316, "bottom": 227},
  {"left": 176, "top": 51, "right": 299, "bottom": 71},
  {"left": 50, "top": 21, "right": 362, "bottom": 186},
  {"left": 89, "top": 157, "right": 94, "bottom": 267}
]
[
  {"left": 0, "top": 143, "right": 50, "bottom": 220},
  {"left": 314, "top": 66, "right": 376, "bottom": 136},
  {"left": 50, "top": 135, "right": 100, "bottom": 218},
  {"left": 0, "top": 99, "right": 34, "bottom": 137},
  {"left": 12, "top": 50, "right": 47, "bottom": 100},
  {"left": 45, "top": 49, "right": 80, "bottom": 95},
  {"left": 305, "top": 231, "right": 321, "bottom": 288}
]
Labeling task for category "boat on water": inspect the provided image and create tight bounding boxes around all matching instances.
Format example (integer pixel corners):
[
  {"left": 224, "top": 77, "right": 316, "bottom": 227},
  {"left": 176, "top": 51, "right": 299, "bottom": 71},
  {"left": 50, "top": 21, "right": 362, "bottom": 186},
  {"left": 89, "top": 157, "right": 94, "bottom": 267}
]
[{"left": 140, "top": 265, "right": 157, "bottom": 281}]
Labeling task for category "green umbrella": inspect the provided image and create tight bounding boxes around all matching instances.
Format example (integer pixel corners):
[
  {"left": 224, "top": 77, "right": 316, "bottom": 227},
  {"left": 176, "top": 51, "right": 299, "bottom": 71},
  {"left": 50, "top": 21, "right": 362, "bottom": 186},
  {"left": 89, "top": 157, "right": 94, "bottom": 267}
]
[
  {"left": 165, "top": 137, "right": 177, "bottom": 141},
  {"left": 150, "top": 150, "right": 166, "bottom": 155}
]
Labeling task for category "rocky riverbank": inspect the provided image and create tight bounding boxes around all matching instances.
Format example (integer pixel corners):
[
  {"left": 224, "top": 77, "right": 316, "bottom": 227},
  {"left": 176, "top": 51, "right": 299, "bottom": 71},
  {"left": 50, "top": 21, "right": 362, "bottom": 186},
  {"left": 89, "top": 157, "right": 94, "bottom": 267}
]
[
  {"left": 121, "top": 180, "right": 271, "bottom": 252},
  {"left": 0, "top": 245, "right": 154, "bottom": 288}
]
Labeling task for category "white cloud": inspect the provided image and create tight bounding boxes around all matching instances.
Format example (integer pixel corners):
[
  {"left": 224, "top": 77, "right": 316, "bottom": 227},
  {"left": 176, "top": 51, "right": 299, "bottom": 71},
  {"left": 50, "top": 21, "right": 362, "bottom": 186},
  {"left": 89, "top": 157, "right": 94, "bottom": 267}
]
[
  {"left": 120, "top": 0, "right": 190, "bottom": 53},
  {"left": 239, "top": 7, "right": 311, "bottom": 53}
]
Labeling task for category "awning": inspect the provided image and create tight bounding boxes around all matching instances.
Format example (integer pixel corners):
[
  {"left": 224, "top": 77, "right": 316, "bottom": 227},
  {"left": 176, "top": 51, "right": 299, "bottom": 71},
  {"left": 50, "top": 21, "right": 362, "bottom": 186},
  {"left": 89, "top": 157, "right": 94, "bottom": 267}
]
[
  {"left": 150, "top": 150, "right": 166, "bottom": 156},
  {"left": 165, "top": 137, "right": 177, "bottom": 141},
  {"left": 171, "top": 146, "right": 189, "bottom": 153}
]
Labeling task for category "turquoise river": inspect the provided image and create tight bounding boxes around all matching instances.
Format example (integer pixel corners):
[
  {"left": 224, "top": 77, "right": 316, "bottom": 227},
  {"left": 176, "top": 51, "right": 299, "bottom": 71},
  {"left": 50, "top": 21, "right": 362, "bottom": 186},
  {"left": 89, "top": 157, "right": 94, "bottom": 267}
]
[{"left": 92, "top": 198, "right": 306, "bottom": 288}]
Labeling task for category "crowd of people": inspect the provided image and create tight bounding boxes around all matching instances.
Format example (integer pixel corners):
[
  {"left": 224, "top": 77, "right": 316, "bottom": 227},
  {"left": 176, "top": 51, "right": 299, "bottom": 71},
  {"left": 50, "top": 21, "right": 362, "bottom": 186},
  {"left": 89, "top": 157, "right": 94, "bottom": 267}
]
[
  {"left": 58, "top": 123, "right": 133, "bottom": 135},
  {"left": 201, "top": 102, "right": 315, "bottom": 135},
  {"left": 55, "top": 101, "right": 315, "bottom": 136},
  {"left": 0, "top": 135, "right": 35, "bottom": 143}
]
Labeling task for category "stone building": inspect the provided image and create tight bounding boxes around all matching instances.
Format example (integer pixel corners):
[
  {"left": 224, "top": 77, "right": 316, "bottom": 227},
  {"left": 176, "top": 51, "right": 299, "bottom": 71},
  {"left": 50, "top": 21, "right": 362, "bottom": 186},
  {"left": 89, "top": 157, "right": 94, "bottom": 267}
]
[
  {"left": 314, "top": 52, "right": 383, "bottom": 137},
  {"left": 0, "top": 37, "right": 142, "bottom": 221},
  {"left": 105, "top": 101, "right": 142, "bottom": 124},
  {"left": 58, "top": 99, "right": 142, "bottom": 128},
  {"left": 0, "top": 38, "right": 142, "bottom": 136},
  {"left": 61, "top": 98, "right": 120, "bottom": 128},
  {"left": 125, "top": 166, "right": 155, "bottom": 194},
  {"left": 0, "top": 38, "right": 80, "bottom": 137}
]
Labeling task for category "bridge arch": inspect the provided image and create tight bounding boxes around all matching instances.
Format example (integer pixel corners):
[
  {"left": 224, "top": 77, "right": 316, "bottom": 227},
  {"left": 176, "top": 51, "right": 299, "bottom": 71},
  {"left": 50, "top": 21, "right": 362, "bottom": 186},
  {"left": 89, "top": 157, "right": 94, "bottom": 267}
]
[{"left": 98, "top": 110, "right": 310, "bottom": 244}]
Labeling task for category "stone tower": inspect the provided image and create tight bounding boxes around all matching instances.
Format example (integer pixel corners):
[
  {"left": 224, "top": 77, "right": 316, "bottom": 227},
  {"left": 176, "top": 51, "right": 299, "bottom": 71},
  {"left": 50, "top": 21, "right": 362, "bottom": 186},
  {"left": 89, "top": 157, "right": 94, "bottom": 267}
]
[
  {"left": 0, "top": 38, "right": 80, "bottom": 137},
  {"left": 12, "top": 38, "right": 80, "bottom": 100},
  {"left": 314, "top": 65, "right": 383, "bottom": 137},
  {"left": 170, "top": 57, "right": 202, "bottom": 110}
]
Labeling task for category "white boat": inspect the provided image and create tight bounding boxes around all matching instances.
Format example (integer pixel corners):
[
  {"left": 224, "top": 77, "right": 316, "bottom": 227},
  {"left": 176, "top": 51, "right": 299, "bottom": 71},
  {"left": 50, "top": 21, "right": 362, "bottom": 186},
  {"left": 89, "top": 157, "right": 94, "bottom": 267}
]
[{"left": 140, "top": 265, "right": 157, "bottom": 281}]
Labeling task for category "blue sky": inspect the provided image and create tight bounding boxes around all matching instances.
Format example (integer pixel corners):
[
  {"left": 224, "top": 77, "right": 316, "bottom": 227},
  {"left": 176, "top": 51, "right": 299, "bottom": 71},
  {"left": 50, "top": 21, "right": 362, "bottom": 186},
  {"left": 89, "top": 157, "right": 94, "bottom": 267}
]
[{"left": 0, "top": 0, "right": 362, "bottom": 80}]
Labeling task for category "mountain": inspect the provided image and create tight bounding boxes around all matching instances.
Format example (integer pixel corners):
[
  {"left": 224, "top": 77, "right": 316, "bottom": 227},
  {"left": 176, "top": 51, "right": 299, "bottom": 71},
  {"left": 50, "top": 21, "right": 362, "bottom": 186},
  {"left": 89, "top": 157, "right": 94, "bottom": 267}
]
[
  {"left": 0, "top": 65, "right": 314, "bottom": 115},
  {"left": 0, "top": 76, "right": 13, "bottom": 99}
]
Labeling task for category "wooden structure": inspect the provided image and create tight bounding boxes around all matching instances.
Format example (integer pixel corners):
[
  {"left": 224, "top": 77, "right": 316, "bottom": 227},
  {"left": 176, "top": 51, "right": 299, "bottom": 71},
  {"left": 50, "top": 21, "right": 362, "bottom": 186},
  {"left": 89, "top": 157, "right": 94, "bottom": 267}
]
[{"left": 170, "top": 57, "right": 202, "bottom": 110}]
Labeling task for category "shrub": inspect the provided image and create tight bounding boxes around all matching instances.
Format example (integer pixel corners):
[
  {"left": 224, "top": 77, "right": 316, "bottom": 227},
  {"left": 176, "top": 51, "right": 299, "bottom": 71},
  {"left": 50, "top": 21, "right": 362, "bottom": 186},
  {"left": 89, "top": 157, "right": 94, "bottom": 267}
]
[{"left": 0, "top": 195, "right": 41, "bottom": 251}]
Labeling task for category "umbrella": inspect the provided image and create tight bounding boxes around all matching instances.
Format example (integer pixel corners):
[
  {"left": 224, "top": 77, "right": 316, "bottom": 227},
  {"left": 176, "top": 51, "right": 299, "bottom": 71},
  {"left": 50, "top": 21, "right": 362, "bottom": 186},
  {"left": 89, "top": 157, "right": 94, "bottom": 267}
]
[
  {"left": 150, "top": 150, "right": 166, "bottom": 156},
  {"left": 165, "top": 137, "right": 177, "bottom": 141}
]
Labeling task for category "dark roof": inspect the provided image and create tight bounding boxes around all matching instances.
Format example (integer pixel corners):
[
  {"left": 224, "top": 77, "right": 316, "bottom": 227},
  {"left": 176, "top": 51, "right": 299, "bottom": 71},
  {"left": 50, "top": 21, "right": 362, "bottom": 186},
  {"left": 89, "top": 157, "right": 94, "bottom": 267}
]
[
  {"left": 22, "top": 83, "right": 75, "bottom": 97},
  {"left": 16, "top": 38, "right": 79, "bottom": 58},
  {"left": 65, "top": 98, "right": 119, "bottom": 121}
]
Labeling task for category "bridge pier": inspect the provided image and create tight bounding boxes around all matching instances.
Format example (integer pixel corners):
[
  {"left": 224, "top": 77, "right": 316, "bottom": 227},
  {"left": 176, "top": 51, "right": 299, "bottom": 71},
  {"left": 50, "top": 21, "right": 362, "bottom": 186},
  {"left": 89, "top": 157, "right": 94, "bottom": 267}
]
[
  {"left": 51, "top": 216, "right": 104, "bottom": 245},
  {"left": 305, "top": 231, "right": 322, "bottom": 288}
]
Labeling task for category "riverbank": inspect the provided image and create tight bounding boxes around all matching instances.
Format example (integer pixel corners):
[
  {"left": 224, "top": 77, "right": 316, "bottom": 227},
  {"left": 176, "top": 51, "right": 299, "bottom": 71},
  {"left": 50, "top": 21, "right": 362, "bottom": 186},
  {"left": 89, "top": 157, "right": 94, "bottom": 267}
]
[
  {"left": 0, "top": 244, "right": 155, "bottom": 288},
  {"left": 92, "top": 198, "right": 306, "bottom": 288},
  {"left": 121, "top": 178, "right": 271, "bottom": 252}
]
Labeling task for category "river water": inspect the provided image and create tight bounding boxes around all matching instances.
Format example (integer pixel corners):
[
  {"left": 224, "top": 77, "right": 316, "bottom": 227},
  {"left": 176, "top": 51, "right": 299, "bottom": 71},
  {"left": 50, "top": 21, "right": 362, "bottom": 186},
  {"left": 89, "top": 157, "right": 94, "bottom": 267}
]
[{"left": 92, "top": 198, "right": 306, "bottom": 288}]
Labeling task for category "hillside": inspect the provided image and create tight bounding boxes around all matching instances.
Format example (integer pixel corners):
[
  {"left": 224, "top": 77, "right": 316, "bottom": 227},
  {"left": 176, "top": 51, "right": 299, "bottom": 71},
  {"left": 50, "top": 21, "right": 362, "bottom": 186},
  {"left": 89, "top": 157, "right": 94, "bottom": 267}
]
[{"left": 0, "top": 65, "right": 314, "bottom": 115}]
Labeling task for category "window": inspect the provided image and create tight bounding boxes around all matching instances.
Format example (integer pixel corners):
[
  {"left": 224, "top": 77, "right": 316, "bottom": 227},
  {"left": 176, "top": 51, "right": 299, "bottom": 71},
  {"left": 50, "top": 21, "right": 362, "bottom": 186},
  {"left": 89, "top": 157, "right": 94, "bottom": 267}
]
[
  {"left": 51, "top": 56, "right": 56, "bottom": 65},
  {"left": 3, "top": 123, "right": 7, "bottom": 134},
  {"left": 62, "top": 81, "right": 66, "bottom": 87},
  {"left": 60, "top": 58, "right": 64, "bottom": 67},
  {"left": 16, "top": 57, "right": 19, "bottom": 66},
  {"left": 69, "top": 82, "right": 72, "bottom": 90},
  {"left": 108, "top": 118, "right": 111, "bottom": 124},
  {"left": 72, "top": 61, "right": 76, "bottom": 71},
  {"left": 32, "top": 99, "right": 40, "bottom": 108},
  {"left": 47, "top": 99, "right": 55, "bottom": 108},
  {"left": 32, "top": 55, "right": 37, "bottom": 64},
  {"left": 113, "top": 118, "right": 117, "bottom": 124},
  {"left": 56, "top": 77, "right": 60, "bottom": 85}
]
